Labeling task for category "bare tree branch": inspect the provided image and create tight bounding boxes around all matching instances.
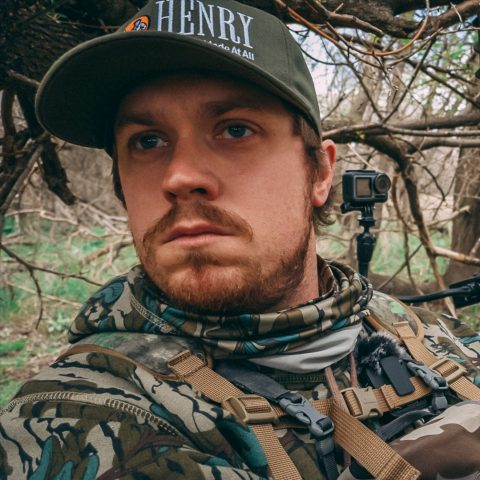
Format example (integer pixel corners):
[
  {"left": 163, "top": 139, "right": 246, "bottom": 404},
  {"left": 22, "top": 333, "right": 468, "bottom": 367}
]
[
  {"left": 428, "top": 0, "right": 480, "bottom": 32},
  {"left": 7, "top": 70, "right": 40, "bottom": 89},
  {"left": 81, "top": 238, "right": 132, "bottom": 264},
  {"left": 0, "top": 141, "right": 45, "bottom": 245},
  {"left": 377, "top": 244, "right": 423, "bottom": 290},
  {"left": 307, "top": 0, "right": 384, "bottom": 36},
  {"left": 1, "top": 86, "right": 16, "bottom": 163},
  {"left": 0, "top": 243, "right": 102, "bottom": 287},
  {"left": 406, "top": 58, "right": 480, "bottom": 109},
  {"left": 5, "top": 281, "right": 83, "bottom": 308},
  {"left": 433, "top": 245, "right": 480, "bottom": 266},
  {"left": 1, "top": 242, "right": 44, "bottom": 327},
  {"left": 324, "top": 112, "right": 480, "bottom": 141},
  {"left": 382, "top": 38, "right": 436, "bottom": 123},
  {"left": 414, "top": 138, "right": 480, "bottom": 150}
]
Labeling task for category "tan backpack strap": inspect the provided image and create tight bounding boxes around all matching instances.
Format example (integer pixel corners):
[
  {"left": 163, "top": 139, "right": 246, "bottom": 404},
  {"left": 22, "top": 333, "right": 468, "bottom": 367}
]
[
  {"left": 273, "top": 401, "right": 420, "bottom": 479},
  {"left": 60, "top": 344, "right": 432, "bottom": 420},
  {"left": 168, "top": 350, "right": 420, "bottom": 480},
  {"left": 167, "top": 351, "right": 302, "bottom": 480},
  {"left": 331, "top": 404, "right": 419, "bottom": 480},
  {"left": 366, "top": 300, "right": 425, "bottom": 342},
  {"left": 267, "top": 378, "right": 430, "bottom": 430},
  {"left": 339, "top": 377, "right": 431, "bottom": 419},
  {"left": 394, "top": 321, "right": 480, "bottom": 401},
  {"left": 60, "top": 344, "right": 420, "bottom": 479}
]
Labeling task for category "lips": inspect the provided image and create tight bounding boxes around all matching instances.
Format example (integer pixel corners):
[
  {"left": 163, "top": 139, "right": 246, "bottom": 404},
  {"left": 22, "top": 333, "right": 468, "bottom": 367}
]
[{"left": 165, "top": 223, "right": 229, "bottom": 243}]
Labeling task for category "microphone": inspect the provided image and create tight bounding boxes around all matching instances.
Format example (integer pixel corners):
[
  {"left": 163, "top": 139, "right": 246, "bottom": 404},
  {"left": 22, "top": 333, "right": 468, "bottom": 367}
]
[{"left": 355, "top": 332, "right": 414, "bottom": 395}]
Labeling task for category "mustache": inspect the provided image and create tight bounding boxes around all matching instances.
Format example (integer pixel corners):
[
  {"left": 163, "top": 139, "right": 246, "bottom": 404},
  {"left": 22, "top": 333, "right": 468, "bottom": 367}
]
[{"left": 142, "top": 201, "right": 253, "bottom": 250}]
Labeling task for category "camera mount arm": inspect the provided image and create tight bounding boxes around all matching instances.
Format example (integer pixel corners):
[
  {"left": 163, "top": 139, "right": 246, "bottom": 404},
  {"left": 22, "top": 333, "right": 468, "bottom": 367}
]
[
  {"left": 398, "top": 275, "right": 480, "bottom": 308},
  {"left": 341, "top": 203, "right": 377, "bottom": 277}
]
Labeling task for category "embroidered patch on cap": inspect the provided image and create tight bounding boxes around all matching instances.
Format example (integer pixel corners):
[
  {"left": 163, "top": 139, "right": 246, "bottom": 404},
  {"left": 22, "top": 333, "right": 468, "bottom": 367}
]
[{"left": 125, "top": 15, "right": 150, "bottom": 31}]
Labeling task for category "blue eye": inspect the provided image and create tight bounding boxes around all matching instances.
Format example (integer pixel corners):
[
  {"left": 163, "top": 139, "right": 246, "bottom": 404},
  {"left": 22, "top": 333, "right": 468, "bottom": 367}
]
[
  {"left": 134, "top": 134, "right": 166, "bottom": 150},
  {"left": 222, "top": 125, "right": 253, "bottom": 139}
]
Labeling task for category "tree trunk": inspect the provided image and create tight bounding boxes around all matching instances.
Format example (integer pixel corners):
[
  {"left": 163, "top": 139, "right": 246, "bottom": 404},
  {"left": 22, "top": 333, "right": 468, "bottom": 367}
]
[{"left": 444, "top": 146, "right": 480, "bottom": 284}]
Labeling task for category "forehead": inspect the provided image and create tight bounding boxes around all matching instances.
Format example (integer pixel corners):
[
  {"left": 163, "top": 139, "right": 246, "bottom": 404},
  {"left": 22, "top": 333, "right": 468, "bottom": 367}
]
[{"left": 115, "top": 73, "right": 290, "bottom": 123}]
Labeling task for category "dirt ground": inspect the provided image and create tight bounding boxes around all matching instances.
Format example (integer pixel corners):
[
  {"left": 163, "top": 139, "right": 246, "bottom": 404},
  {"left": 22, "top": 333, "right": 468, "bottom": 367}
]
[{"left": 0, "top": 321, "right": 66, "bottom": 384}]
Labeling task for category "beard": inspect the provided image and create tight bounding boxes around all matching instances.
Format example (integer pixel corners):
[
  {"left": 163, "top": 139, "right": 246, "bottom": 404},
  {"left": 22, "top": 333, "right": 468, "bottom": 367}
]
[{"left": 138, "top": 199, "right": 313, "bottom": 315}]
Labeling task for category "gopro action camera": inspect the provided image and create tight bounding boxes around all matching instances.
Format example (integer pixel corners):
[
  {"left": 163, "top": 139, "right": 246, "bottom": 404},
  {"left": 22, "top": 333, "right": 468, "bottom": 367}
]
[
  {"left": 341, "top": 170, "right": 391, "bottom": 212},
  {"left": 340, "top": 170, "right": 391, "bottom": 276}
]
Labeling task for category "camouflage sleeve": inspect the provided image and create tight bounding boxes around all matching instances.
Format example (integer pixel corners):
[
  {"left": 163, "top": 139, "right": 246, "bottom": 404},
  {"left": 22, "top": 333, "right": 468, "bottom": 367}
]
[
  {"left": 412, "top": 306, "right": 480, "bottom": 385},
  {"left": 0, "top": 351, "right": 270, "bottom": 480},
  {"left": 0, "top": 397, "right": 266, "bottom": 479}
]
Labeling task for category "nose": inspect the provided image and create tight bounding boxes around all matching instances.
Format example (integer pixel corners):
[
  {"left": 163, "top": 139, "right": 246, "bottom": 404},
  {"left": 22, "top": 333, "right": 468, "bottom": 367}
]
[{"left": 161, "top": 136, "right": 221, "bottom": 203}]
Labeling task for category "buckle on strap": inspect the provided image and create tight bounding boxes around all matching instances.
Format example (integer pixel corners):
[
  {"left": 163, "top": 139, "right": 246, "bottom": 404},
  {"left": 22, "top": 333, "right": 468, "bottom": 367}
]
[
  {"left": 341, "top": 387, "right": 382, "bottom": 420},
  {"left": 278, "top": 392, "right": 334, "bottom": 440},
  {"left": 279, "top": 392, "right": 335, "bottom": 459},
  {"left": 405, "top": 360, "right": 448, "bottom": 390},
  {"left": 430, "top": 358, "right": 467, "bottom": 384},
  {"left": 222, "top": 395, "right": 278, "bottom": 424}
]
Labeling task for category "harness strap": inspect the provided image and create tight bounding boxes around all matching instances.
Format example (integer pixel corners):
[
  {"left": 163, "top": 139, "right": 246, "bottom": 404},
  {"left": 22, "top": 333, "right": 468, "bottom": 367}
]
[
  {"left": 339, "top": 377, "right": 431, "bottom": 419},
  {"left": 328, "top": 402, "right": 419, "bottom": 480},
  {"left": 57, "top": 344, "right": 421, "bottom": 479},
  {"left": 216, "top": 361, "right": 338, "bottom": 480},
  {"left": 167, "top": 350, "right": 302, "bottom": 480},
  {"left": 59, "top": 343, "right": 433, "bottom": 418},
  {"left": 168, "top": 350, "right": 420, "bottom": 480},
  {"left": 394, "top": 321, "right": 480, "bottom": 401}
]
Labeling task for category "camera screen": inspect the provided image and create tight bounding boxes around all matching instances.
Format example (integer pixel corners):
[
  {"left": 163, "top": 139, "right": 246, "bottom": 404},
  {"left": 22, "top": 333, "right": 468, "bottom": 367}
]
[{"left": 355, "top": 178, "right": 371, "bottom": 198}]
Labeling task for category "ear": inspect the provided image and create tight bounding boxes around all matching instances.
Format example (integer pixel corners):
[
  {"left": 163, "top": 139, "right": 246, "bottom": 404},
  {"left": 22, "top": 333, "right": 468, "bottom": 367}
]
[{"left": 312, "top": 139, "right": 336, "bottom": 207}]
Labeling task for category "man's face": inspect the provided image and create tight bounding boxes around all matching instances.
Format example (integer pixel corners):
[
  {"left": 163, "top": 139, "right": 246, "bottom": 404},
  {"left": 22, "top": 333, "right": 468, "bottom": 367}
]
[{"left": 115, "top": 74, "right": 335, "bottom": 314}]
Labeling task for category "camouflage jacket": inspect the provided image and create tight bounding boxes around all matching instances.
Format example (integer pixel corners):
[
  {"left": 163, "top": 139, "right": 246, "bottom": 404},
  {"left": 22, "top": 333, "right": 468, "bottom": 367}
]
[{"left": 1, "top": 266, "right": 480, "bottom": 480}]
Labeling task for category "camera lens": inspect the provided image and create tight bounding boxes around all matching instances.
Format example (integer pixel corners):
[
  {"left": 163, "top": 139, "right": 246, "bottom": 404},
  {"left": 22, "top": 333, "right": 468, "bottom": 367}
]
[{"left": 373, "top": 173, "right": 391, "bottom": 194}]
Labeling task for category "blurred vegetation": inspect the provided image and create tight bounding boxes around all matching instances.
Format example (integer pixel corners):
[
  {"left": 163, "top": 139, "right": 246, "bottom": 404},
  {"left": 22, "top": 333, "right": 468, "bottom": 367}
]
[{"left": 1, "top": 202, "right": 136, "bottom": 406}]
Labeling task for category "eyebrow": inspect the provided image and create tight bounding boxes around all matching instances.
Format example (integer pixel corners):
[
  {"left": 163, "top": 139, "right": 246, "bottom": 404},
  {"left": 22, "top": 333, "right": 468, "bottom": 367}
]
[
  {"left": 115, "top": 112, "right": 157, "bottom": 131},
  {"left": 201, "top": 96, "right": 267, "bottom": 117},
  {"left": 115, "top": 94, "right": 269, "bottom": 131}
]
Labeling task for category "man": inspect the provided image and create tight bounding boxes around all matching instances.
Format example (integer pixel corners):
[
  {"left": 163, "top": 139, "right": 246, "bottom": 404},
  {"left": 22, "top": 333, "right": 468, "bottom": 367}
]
[
  {"left": 113, "top": 73, "right": 335, "bottom": 315},
  {"left": 1, "top": 1, "right": 480, "bottom": 479}
]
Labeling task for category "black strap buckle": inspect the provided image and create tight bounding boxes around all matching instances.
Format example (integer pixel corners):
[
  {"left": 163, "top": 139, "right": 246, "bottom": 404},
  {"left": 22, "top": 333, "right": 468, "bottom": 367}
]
[
  {"left": 278, "top": 392, "right": 338, "bottom": 479},
  {"left": 278, "top": 392, "right": 334, "bottom": 441},
  {"left": 405, "top": 359, "right": 448, "bottom": 390},
  {"left": 404, "top": 359, "right": 450, "bottom": 412}
]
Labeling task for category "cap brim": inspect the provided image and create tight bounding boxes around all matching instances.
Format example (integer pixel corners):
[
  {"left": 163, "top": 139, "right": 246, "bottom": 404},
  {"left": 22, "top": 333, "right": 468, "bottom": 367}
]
[{"left": 36, "top": 31, "right": 314, "bottom": 148}]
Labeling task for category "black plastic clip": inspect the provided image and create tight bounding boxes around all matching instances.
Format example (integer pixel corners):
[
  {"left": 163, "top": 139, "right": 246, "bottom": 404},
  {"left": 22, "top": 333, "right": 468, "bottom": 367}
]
[
  {"left": 405, "top": 359, "right": 448, "bottom": 412},
  {"left": 278, "top": 391, "right": 338, "bottom": 479},
  {"left": 278, "top": 392, "right": 335, "bottom": 453},
  {"left": 405, "top": 360, "right": 448, "bottom": 391}
]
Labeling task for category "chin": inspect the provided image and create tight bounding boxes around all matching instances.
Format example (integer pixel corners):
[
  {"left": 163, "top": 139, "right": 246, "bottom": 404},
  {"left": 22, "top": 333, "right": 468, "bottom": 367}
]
[
  {"left": 140, "top": 230, "right": 311, "bottom": 314},
  {"left": 153, "top": 263, "right": 255, "bottom": 314}
]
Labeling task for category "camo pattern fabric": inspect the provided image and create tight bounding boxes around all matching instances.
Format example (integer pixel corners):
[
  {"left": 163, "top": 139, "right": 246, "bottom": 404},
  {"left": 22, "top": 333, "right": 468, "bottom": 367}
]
[
  {"left": 0, "top": 263, "right": 479, "bottom": 479},
  {"left": 0, "top": 332, "right": 357, "bottom": 480},
  {"left": 369, "top": 291, "right": 480, "bottom": 386},
  {"left": 69, "top": 259, "right": 373, "bottom": 359}
]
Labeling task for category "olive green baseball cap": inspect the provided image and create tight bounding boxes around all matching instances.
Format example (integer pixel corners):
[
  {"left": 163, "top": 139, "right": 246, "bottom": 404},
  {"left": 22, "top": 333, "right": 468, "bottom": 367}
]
[{"left": 35, "top": 0, "right": 321, "bottom": 149}]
